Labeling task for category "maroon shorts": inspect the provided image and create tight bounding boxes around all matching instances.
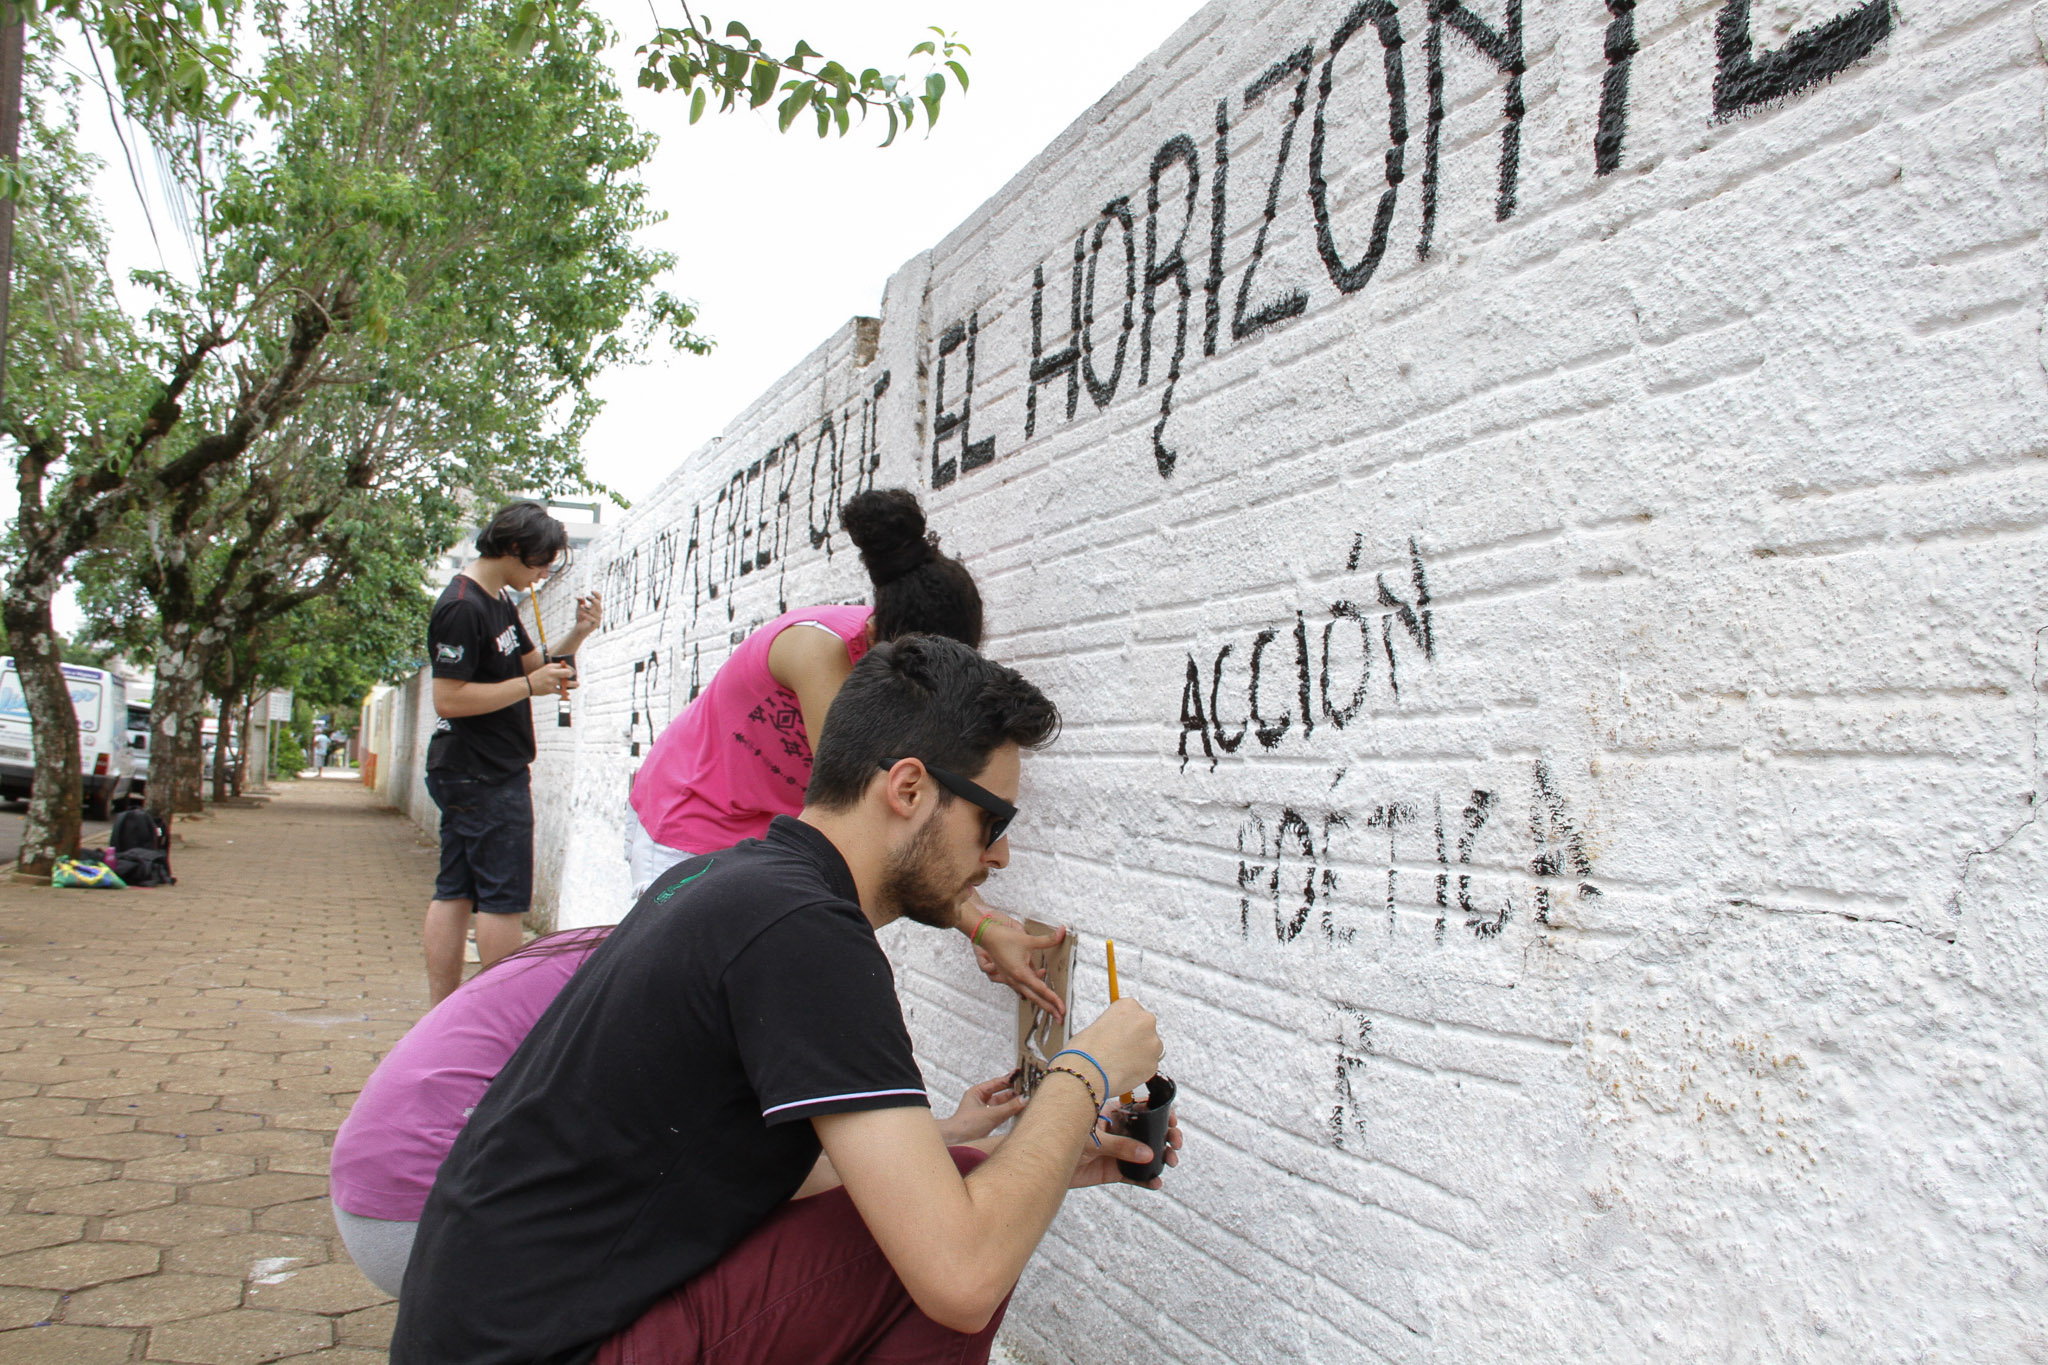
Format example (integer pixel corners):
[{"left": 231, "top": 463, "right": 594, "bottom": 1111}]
[{"left": 597, "top": 1147, "right": 1011, "bottom": 1365}]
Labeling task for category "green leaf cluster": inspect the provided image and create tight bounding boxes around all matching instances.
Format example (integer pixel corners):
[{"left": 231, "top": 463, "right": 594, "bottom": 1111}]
[{"left": 631, "top": 14, "right": 971, "bottom": 146}]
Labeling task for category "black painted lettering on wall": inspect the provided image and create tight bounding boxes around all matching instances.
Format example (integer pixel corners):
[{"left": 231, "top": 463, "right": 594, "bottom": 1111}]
[
  {"left": 1248, "top": 628, "right": 1292, "bottom": 749},
  {"left": 931, "top": 315, "right": 995, "bottom": 490},
  {"left": 1309, "top": 0, "right": 1410, "bottom": 291},
  {"left": 1026, "top": 241, "right": 1084, "bottom": 440},
  {"left": 1174, "top": 537, "right": 1438, "bottom": 758},
  {"left": 1456, "top": 788, "right": 1510, "bottom": 936},
  {"left": 1419, "top": 0, "right": 1522, "bottom": 260},
  {"left": 1178, "top": 655, "right": 1214, "bottom": 772},
  {"left": 1320, "top": 600, "right": 1372, "bottom": 726},
  {"left": 1204, "top": 99, "right": 1229, "bottom": 358},
  {"left": 806, "top": 372, "right": 886, "bottom": 551},
  {"left": 1143, "top": 135, "right": 1199, "bottom": 477},
  {"left": 1211, "top": 643, "right": 1249, "bottom": 758},
  {"left": 1237, "top": 807, "right": 1346, "bottom": 942},
  {"left": 628, "top": 651, "right": 662, "bottom": 757},
  {"left": 1713, "top": 0, "right": 1891, "bottom": 118},
  {"left": 1330, "top": 1007, "right": 1373, "bottom": 1147},
  {"left": 1233, "top": 45, "right": 1315, "bottom": 342},
  {"left": 1229, "top": 759, "right": 1597, "bottom": 949},
  {"left": 1595, "top": 0, "right": 1636, "bottom": 174},
  {"left": 599, "top": 373, "right": 889, "bottom": 636},
  {"left": 1293, "top": 611, "right": 1315, "bottom": 742},
  {"left": 1376, "top": 537, "right": 1435, "bottom": 696},
  {"left": 1366, "top": 800, "right": 1416, "bottom": 933},
  {"left": 1530, "top": 759, "right": 1599, "bottom": 923},
  {"left": 1081, "top": 199, "right": 1137, "bottom": 411}
]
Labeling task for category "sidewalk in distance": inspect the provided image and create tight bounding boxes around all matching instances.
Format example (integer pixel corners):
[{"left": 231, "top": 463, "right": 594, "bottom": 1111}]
[{"left": 0, "top": 775, "right": 430, "bottom": 1364}]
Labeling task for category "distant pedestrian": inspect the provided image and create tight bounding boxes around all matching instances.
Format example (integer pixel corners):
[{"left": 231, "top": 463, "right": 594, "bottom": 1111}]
[
  {"left": 422, "top": 501, "right": 601, "bottom": 1004},
  {"left": 312, "top": 731, "right": 330, "bottom": 770}
]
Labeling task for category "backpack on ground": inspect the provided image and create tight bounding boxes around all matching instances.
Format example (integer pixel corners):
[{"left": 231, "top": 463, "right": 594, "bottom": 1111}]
[{"left": 109, "top": 808, "right": 174, "bottom": 886}]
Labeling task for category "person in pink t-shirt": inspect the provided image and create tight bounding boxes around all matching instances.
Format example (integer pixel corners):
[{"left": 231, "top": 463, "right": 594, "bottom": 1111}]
[
  {"left": 331, "top": 926, "right": 1028, "bottom": 1297},
  {"left": 625, "top": 489, "right": 1067, "bottom": 1020}
]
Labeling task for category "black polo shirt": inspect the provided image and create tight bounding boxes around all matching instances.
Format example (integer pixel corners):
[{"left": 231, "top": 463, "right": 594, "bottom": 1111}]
[
  {"left": 425, "top": 573, "right": 535, "bottom": 780},
  {"left": 389, "top": 817, "right": 929, "bottom": 1365}
]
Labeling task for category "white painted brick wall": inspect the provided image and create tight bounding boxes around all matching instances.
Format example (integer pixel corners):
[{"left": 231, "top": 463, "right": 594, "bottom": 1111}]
[{"left": 392, "top": 0, "right": 2048, "bottom": 1355}]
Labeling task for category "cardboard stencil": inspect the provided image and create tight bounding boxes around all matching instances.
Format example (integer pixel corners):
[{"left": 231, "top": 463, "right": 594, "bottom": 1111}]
[{"left": 1012, "top": 920, "right": 1074, "bottom": 1097}]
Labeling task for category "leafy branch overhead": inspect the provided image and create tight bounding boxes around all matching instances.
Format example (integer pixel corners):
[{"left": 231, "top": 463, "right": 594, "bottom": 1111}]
[{"left": 619, "top": 9, "right": 971, "bottom": 145}]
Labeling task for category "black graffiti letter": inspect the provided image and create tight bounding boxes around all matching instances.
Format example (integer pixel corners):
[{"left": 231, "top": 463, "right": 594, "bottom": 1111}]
[
  {"left": 1320, "top": 600, "right": 1372, "bottom": 726},
  {"left": 931, "top": 313, "right": 995, "bottom": 489},
  {"left": 1233, "top": 46, "right": 1315, "bottom": 341},
  {"left": 1273, "top": 808, "right": 1317, "bottom": 942},
  {"left": 1144, "top": 135, "right": 1199, "bottom": 478},
  {"left": 1595, "top": 0, "right": 1636, "bottom": 174},
  {"left": 1210, "top": 644, "right": 1249, "bottom": 756},
  {"left": 1420, "top": 0, "right": 1522, "bottom": 260},
  {"left": 1248, "top": 628, "right": 1293, "bottom": 749},
  {"left": 1026, "top": 241, "right": 1084, "bottom": 439},
  {"left": 1178, "top": 656, "right": 1216, "bottom": 773},
  {"left": 1309, "top": 0, "right": 1409, "bottom": 290},
  {"left": 1204, "top": 99, "right": 1229, "bottom": 358},
  {"left": 1530, "top": 759, "right": 1598, "bottom": 924},
  {"left": 1376, "top": 538, "right": 1435, "bottom": 696},
  {"left": 1081, "top": 198, "right": 1137, "bottom": 409},
  {"left": 1713, "top": 0, "right": 1891, "bottom": 118}
]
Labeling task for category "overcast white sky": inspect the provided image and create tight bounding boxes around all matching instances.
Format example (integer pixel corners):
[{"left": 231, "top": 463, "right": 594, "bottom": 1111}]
[
  {"left": 66, "top": 2, "right": 1209, "bottom": 505},
  {"left": 579, "top": 0, "right": 1208, "bottom": 503}
]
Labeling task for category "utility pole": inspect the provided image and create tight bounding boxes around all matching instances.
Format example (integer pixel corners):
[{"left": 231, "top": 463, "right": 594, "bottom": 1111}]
[{"left": 0, "top": 2, "right": 23, "bottom": 404}]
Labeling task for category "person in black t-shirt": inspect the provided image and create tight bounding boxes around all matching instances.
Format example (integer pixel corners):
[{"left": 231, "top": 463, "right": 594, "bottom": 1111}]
[
  {"left": 423, "top": 502, "right": 601, "bottom": 1004},
  {"left": 391, "top": 636, "right": 1180, "bottom": 1365}
]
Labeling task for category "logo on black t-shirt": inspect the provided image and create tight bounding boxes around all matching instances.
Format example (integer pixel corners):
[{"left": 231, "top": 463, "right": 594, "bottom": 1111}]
[
  {"left": 495, "top": 625, "right": 519, "bottom": 656},
  {"left": 437, "top": 643, "right": 464, "bottom": 663}
]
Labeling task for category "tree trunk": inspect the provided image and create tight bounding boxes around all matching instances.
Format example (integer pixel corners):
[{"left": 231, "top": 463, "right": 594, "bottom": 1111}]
[
  {"left": 0, "top": 588, "right": 78, "bottom": 873},
  {"left": 146, "top": 628, "right": 209, "bottom": 821},
  {"left": 231, "top": 697, "right": 253, "bottom": 797},
  {"left": 210, "top": 688, "right": 236, "bottom": 803}
]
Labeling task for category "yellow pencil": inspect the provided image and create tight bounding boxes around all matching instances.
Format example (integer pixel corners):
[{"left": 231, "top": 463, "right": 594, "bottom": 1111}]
[
  {"left": 1106, "top": 940, "right": 1132, "bottom": 1108},
  {"left": 529, "top": 591, "right": 551, "bottom": 656}
]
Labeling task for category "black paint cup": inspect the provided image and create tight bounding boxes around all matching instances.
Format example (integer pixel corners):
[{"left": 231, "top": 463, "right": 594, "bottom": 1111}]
[
  {"left": 548, "top": 655, "right": 576, "bottom": 728},
  {"left": 1112, "top": 1074, "right": 1176, "bottom": 1182}
]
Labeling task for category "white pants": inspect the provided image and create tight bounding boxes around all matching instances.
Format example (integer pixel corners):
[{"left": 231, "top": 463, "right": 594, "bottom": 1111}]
[
  {"left": 333, "top": 1206, "right": 415, "bottom": 1298},
  {"left": 625, "top": 816, "right": 696, "bottom": 900}
]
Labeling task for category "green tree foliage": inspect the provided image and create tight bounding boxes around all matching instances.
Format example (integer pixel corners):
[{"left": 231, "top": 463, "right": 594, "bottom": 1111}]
[
  {"left": 624, "top": 9, "right": 971, "bottom": 144},
  {"left": 2, "top": 0, "right": 695, "bottom": 862}
]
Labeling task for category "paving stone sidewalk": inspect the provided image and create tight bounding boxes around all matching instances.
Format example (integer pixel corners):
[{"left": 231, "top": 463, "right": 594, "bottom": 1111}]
[{"left": 0, "top": 775, "right": 435, "bottom": 1364}]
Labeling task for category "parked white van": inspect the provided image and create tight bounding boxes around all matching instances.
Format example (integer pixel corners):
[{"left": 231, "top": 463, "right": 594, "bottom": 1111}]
[{"left": 0, "top": 659, "right": 138, "bottom": 818}]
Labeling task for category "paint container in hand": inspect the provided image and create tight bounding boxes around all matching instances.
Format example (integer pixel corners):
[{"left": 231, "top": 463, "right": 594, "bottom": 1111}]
[
  {"left": 1111, "top": 1074, "right": 1175, "bottom": 1181},
  {"left": 548, "top": 655, "right": 575, "bottom": 728}
]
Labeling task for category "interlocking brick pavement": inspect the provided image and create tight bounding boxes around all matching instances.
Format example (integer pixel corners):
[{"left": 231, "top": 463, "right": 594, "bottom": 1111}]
[{"left": 0, "top": 775, "right": 434, "bottom": 1363}]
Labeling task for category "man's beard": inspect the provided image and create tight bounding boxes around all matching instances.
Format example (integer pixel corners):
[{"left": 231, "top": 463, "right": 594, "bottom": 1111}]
[{"left": 881, "top": 816, "right": 971, "bottom": 929}]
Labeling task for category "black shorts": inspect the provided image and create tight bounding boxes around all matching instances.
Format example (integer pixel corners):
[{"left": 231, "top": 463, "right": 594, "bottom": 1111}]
[{"left": 425, "top": 770, "right": 533, "bottom": 915}]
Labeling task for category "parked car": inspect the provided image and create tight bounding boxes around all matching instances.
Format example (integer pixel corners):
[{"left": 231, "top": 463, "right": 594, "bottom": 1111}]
[
  {"left": 126, "top": 702, "right": 150, "bottom": 797},
  {"left": 0, "top": 659, "right": 137, "bottom": 819},
  {"left": 201, "top": 718, "right": 240, "bottom": 784}
]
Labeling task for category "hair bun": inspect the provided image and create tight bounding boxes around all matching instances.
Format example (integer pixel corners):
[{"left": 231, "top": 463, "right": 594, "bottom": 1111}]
[{"left": 841, "top": 489, "right": 939, "bottom": 587}]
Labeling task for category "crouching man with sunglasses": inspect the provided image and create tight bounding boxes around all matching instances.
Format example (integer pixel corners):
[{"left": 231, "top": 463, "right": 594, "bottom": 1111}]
[{"left": 390, "top": 635, "right": 1179, "bottom": 1365}]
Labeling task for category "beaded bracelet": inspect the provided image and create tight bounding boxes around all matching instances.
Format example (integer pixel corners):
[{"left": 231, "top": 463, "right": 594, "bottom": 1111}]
[
  {"left": 970, "top": 912, "right": 997, "bottom": 946},
  {"left": 1049, "top": 1048, "right": 1110, "bottom": 1103},
  {"left": 1042, "top": 1065, "right": 1104, "bottom": 1145}
]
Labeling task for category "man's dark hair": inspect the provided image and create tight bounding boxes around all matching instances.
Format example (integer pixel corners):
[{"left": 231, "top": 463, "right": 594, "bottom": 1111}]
[
  {"left": 841, "top": 489, "right": 983, "bottom": 648},
  {"left": 806, "top": 635, "right": 1059, "bottom": 809},
  {"left": 475, "top": 502, "right": 569, "bottom": 568}
]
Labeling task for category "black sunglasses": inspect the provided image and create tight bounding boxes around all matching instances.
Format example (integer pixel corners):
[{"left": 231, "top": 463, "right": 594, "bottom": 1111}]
[{"left": 877, "top": 759, "right": 1017, "bottom": 847}]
